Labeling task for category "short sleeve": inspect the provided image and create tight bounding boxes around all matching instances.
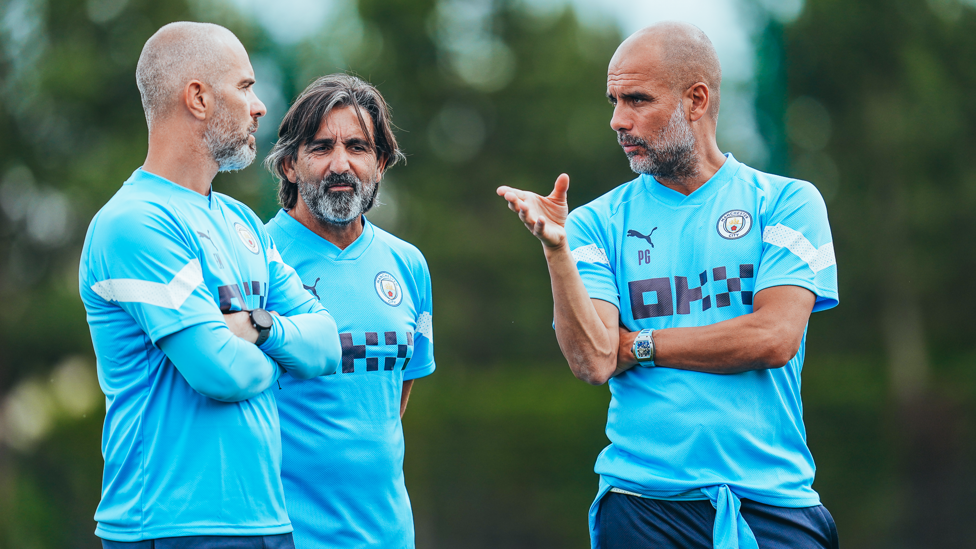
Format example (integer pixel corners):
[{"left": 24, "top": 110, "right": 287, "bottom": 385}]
[
  {"left": 755, "top": 180, "right": 839, "bottom": 312},
  {"left": 566, "top": 206, "right": 619, "bottom": 307},
  {"left": 404, "top": 253, "right": 435, "bottom": 381},
  {"left": 82, "top": 205, "right": 222, "bottom": 344}
]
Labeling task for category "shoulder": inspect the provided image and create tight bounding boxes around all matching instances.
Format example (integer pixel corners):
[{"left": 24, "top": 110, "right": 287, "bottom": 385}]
[
  {"left": 732, "top": 163, "right": 826, "bottom": 209},
  {"left": 568, "top": 176, "right": 645, "bottom": 230},
  {"left": 372, "top": 224, "right": 430, "bottom": 271},
  {"left": 87, "top": 190, "right": 186, "bottom": 248},
  {"left": 264, "top": 211, "right": 296, "bottom": 250}
]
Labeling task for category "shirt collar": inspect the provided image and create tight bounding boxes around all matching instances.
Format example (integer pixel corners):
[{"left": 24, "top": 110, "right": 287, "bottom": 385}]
[
  {"left": 271, "top": 208, "right": 375, "bottom": 261},
  {"left": 641, "top": 153, "right": 740, "bottom": 207}
]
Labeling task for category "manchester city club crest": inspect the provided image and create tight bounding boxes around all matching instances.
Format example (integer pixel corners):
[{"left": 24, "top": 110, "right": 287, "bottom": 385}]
[
  {"left": 235, "top": 223, "right": 261, "bottom": 254},
  {"left": 716, "top": 210, "right": 753, "bottom": 240},
  {"left": 374, "top": 271, "right": 403, "bottom": 306}
]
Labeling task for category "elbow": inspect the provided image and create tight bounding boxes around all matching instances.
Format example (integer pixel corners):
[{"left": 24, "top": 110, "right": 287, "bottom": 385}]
[
  {"left": 196, "top": 369, "right": 269, "bottom": 402},
  {"left": 760, "top": 337, "right": 801, "bottom": 370},
  {"left": 568, "top": 351, "right": 615, "bottom": 386},
  {"left": 579, "top": 369, "right": 611, "bottom": 386},
  {"left": 199, "top": 384, "right": 252, "bottom": 403}
]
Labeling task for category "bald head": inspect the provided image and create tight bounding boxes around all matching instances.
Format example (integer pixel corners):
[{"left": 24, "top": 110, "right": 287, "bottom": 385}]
[
  {"left": 136, "top": 22, "right": 242, "bottom": 130},
  {"left": 612, "top": 22, "right": 722, "bottom": 119}
]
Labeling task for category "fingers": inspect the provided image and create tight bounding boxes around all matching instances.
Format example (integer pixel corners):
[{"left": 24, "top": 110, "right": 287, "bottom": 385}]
[{"left": 549, "top": 173, "right": 570, "bottom": 202}]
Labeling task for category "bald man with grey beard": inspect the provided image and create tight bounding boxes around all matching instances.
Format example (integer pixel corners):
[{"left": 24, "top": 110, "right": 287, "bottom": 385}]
[
  {"left": 80, "top": 21, "right": 342, "bottom": 549},
  {"left": 498, "top": 22, "right": 839, "bottom": 549}
]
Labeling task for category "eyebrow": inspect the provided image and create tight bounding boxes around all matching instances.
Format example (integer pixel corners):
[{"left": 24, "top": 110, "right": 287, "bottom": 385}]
[
  {"left": 305, "top": 136, "right": 374, "bottom": 149},
  {"left": 622, "top": 91, "right": 653, "bottom": 102}
]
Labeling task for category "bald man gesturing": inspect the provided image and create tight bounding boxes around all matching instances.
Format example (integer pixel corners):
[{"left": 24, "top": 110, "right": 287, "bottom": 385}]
[
  {"left": 80, "top": 22, "right": 341, "bottom": 549},
  {"left": 498, "top": 23, "right": 839, "bottom": 549}
]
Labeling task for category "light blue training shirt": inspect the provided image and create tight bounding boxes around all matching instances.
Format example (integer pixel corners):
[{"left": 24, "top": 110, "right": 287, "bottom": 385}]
[
  {"left": 566, "top": 154, "right": 838, "bottom": 549},
  {"left": 79, "top": 168, "right": 341, "bottom": 541},
  {"left": 266, "top": 210, "right": 435, "bottom": 549}
]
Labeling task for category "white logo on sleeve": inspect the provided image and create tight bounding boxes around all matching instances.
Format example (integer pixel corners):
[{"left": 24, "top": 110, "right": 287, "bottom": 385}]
[
  {"left": 235, "top": 223, "right": 261, "bottom": 254},
  {"left": 374, "top": 272, "right": 403, "bottom": 306},
  {"left": 717, "top": 210, "right": 753, "bottom": 240}
]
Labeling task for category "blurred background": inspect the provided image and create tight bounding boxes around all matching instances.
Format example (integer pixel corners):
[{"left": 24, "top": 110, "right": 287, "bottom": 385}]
[{"left": 1, "top": 0, "right": 975, "bottom": 546}]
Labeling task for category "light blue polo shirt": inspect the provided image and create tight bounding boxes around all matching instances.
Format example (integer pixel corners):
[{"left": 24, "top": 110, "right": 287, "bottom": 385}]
[
  {"left": 267, "top": 210, "right": 435, "bottom": 549},
  {"left": 567, "top": 154, "right": 838, "bottom": 548}
]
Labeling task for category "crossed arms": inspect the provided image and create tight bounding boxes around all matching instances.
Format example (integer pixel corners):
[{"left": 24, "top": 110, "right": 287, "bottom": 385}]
[{"left": 496, "top": 175, "right": 815, "bottom": 385}]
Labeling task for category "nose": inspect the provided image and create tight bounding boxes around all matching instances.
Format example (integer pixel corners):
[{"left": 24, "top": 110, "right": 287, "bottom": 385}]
[
  {"left": 610, "top": 103, "right": 630, "bottom": 133},
  {"left": 251, "top": 91, "right": 267, "bottom": 119},
  {"left": 330, "top": 145, "right": 352, "bottom": 175}
]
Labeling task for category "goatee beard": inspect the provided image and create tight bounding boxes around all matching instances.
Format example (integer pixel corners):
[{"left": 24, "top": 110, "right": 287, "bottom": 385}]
[
  {"left": 619, "top": 102, "right": 699, "bottom": 181},
  {"left": 298, "top": 172, "right": 379, "bottom": 226}
]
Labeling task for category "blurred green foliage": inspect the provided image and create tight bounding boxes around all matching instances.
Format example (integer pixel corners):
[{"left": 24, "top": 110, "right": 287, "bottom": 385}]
[{"left": 1, "top": 0, "right": 975, "bottom": 547}]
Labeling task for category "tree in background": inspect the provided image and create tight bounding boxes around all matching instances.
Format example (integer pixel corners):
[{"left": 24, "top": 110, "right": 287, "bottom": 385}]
[{"left": 786, "top": 0, "right": 976, "bottom": 546}]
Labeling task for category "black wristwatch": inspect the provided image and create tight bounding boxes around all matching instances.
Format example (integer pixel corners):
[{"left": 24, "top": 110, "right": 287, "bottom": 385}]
[{"left": 249, "top": 308, "right": 274, "bottom": 346}]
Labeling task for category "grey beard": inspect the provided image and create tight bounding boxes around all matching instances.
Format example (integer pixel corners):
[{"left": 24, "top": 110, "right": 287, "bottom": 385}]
[
  {"left": 205, "top": 97, "right": 256, "bottom": 173},
  {"left": 298, "top": 172, "right": 378, "bottom": 226},
  {"left": 621, "top": 103, "right": 699, "bottom": 181}
]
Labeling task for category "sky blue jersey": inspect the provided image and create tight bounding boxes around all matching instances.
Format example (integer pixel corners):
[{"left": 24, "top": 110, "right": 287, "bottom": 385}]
[
  {"left": 266, "top": 210, "right": 435, "bottom": 549},
  {"left": 79, "top": 168, "right": 337, "bottom": 541},
  {"left": 567, "top": 155, "right": 839, "bottom": 549}
]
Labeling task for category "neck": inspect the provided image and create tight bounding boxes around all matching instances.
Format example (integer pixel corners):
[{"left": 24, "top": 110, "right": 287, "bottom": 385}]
[
  {"left": 289, "top": 200, "right": 364, "bottom": 250},
  {"left": 142, "top": 123, "right": 219, "bottom": 196},
  {"left": 655, "top": 134, "right": 727, "bottom": 196}
]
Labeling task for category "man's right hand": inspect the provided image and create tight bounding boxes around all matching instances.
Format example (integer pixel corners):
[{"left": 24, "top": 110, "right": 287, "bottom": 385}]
[{"left": 496, "top": 173, "right": 570, "bottom": 249}]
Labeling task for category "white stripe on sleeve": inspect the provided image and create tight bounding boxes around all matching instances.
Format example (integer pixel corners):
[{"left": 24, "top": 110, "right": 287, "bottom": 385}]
[
  {"left": 762, "top": 224, "right": 836, "bottom": 274},
  {"left": 92, "top": 259, "right": 204, "bottom": 309},
  {"left": 416, "top": 311, "right": 433, "bottom": 341},
  {"left": 571, "top": 244, "right": 610, "bottom": 266}
]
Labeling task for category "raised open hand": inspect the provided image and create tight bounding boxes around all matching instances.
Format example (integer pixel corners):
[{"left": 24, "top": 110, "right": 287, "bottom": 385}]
[{"left": 496, "top": 173, "right": 570, "bottom": 249}]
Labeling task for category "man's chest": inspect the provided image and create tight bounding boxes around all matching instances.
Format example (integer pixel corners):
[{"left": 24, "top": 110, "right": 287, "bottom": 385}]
[
  {"left": 287, "top": 250, "right": 420, "bottom": 375},
  {"left": 184, "top": 210, "right": 269, "bottom": 312},
  {"left": 611, "top": 200, "right": 763, "bottom": 325}
]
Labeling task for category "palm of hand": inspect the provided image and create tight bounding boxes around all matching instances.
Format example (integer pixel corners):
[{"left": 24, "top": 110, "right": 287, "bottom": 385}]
[{"left": 497, "top": 173, "right": 572, "bottom": 249}]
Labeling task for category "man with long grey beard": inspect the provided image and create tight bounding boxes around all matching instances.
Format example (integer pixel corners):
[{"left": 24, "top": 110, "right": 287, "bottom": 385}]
[
  {"left": 264, "top": 74, "right": 435, "bottom": 549},
  {"left": 80, "top": 22, "right": 342, "bottom": 549},
  {"left": 497, "top": 22, "right": 839, "bottom": 549}
]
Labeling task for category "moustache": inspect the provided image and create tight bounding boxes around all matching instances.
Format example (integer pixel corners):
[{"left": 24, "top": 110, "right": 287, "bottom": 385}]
[
  {"left": 617, "top": 133, "right": 647, "bottom": 148},
  {"left": 321, "top": 172, "right": 361, "bottom": 191}
]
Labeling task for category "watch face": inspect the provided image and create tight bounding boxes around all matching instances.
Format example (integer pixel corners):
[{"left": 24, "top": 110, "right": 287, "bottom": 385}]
[
  {"left": 634, "top": 339, "right": 653, "bottom": 361},
  {"left": 250, "top": 308, "right": 274, "bottom": 330}
]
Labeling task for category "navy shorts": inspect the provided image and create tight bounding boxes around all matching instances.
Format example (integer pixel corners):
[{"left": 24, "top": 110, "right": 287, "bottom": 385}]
[
  {"left": 599, "top": 492, "right": 839, "bottom": 549},
  {"left": 100, "top": 533, "right": 295, "bottom": 549}
]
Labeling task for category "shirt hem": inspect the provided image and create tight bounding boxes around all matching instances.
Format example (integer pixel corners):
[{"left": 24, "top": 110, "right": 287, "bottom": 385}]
[
  {"left": 403, "top": 363, "right": 435, "bottom": 381},
  {"left": 754, "top": 278, "right": 838, "bottom": 311},
  {"left": 96, "top": 523, "right": 293, "bottom": 542}
]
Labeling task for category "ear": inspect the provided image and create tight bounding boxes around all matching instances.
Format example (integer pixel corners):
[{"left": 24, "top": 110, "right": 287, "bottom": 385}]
[
  {"left": 375, "top": 155, "right": 388, "bottom": 180},
  {"left": 686, "top": 82, "right": 710, "bottom": 123},
  {"left": 282, "top": 154, "right": 298, "bottom": 183},
  {"left": 183, "top": 80, "right": 210, "bottom": 121}
]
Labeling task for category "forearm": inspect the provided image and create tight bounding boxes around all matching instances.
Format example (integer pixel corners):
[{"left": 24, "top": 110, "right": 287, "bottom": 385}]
[
  {"left": 260, "top": 310, "right": 342, "bottom": 379},
  {"left": 546, "top": 244, "right": 617, "bottom": 385},
  {"left": 159, "top": 322, "right": 283, "bottom": 402},
  {"left": 618, "top": 286, "right": 814, "bottom": 374}
]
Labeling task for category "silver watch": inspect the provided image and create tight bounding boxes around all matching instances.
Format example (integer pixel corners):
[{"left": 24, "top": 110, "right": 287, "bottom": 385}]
[{"left": 632, "top": 328, "right": 656, "bottom": 367}]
